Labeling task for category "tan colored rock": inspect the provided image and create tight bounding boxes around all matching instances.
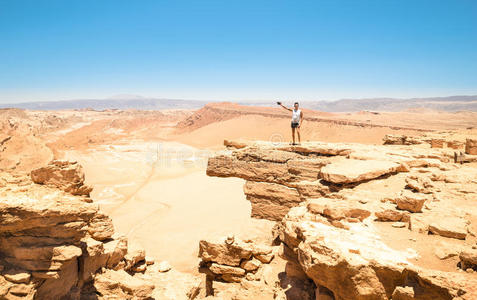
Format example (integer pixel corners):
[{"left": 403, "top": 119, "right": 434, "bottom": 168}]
[
  {"left": 435, "top": 243, "right": 461, "bottom": 260},
  {"left": 465, "top": 138, "right": 477, "bottom": 155},
  {"left": 294, "top": 180, "right": 332, "bottom": 198},
  {"left": 3, "top": 271, "right": 31, "bottom": 284},
  {"left": 198, "top": 239, "right": 253, "bottom": 267},
  {"left": 392, "top": 222, "right": 407, "bottom": 228},
  {"left": 447, "top": 140, "right": 464, "bottom": 150},
  {"left": 224, "top": 139, "right": 248, "bottom": 149},
  {"left": 206, "top": 154, "right": 291, "bottom": 183},
  {"left": 124, "top": 243, "right": 146, "bottom": 270},
  {"left": 53, "top": 245, "right": 83, "bottom": 262},
  {"left": 396, "top": 192, "right": 427, "bottom": 213},
  {"left": 281, "top": 210, "right": 477, "bottom": 300},
  {"left": 131, "top": 261, "right": 147, "bottom": 273},
  {"left": 459, "top": 249, "right": 477, "bottom": 270},
  {"left": 221, "top": 273, "right": 244, "bottom": 283},
  {"left": 392, "top": 286, "right": 415, "bottom": 300},
  {"left": 405, "top": 175, "right": 433, "bottom": 194},
  {"left": 244, "top": 181, "right": 302, "bottom": 221},
  {"left": 408, "top": 215, "right": 430, "bottom": 234},
  {"left": 145, "top": 256, "right": 155, "bottom": 265},
  {"left": 157, "top": 261, "right": 172, "bottom": 272},
  {"left": 307, "top": 198, "right": 371, "bottom": 222},
  {"left": 79, "top": 237, "right": 107, "bottom": 283},
  {"left": 319, "top": 159, "right": 400, "bottom": 184},
  {"left": 375, "top": 209, "right": 409, "bottom": 222},
  {"left": 240, "top": 258, "right": 261, "bottom": 272},
  {"left": 251, "top": 244, "right": 273, "bottom": 256},
  {"left": 383, "top": 134, "right": 406, "bottom": 145},
  {"left": 244, "top": 181, "right": 301, "bottom": 205},
  {"left": 286, "top": 158, "right": 329, "bottom": 181},
  {"left": 93, "top": 269, "right": 154, "bottom": 299},
  {"left": 255, "top": 253, "right": 274, "bottom": 264},
  {"left": 30, "top": 160, "right": 93, "bottom": 196},
  {"left": 431, "top": 139, "right": 444, "bottom": 148},
  {"left": 104, "top": 235, "right": 128, "bottom": 268},
  {"left": 234, "top": 148, "right": 300, "bottom": 163},
  {"left": 87, "top": 212, "right": 115, "bottom": 241},
  {"left": 210, "top": 263, "right": 246, "bottom": 276},
  {"left": 31, "top": 271, "right": 59, "bottom": 279},
  {"left": 429, "top": 217, "right": 468, "bottom": 240}
]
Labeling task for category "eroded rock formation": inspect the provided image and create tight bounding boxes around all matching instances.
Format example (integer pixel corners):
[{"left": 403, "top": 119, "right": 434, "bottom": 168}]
[
  {"left": 0, "top": 170, "right": 157, "bottom": 299},
  {"left": 1, "top": 162, "right": 202, "bottom": 300},
  {"left": 30, "top": 160, "right": 93, "bottom": 196},
  {"left": 206, "top": 140, "right": 477, "bottom": 300}
]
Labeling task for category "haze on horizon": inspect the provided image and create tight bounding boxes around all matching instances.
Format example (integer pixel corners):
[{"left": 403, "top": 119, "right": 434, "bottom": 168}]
[{"left": 1, "top": 0, "right": 476, "bottom": 104}]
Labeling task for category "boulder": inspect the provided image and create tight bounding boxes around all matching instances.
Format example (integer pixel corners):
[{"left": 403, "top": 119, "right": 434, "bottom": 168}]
[
  {"left": 157, "top": 261, "right": 172, "bottom": 272},
  {"left": 240, "top": 258, "right": 261, "bottom": 272},
  {"left": 124, "top": 243, "right": 146, "bottom": 271},
  {"left": 30, "top": 160, "right": 93, "bottom": 196},
  {"left": 459, "top": 249, "right": 477, "bottom": 270},
  {"left": 396, "top": 192, "right": 428, "bottom": 213},
  {"left": 198, "top": 239, "right": 253, "bottom": 267}
]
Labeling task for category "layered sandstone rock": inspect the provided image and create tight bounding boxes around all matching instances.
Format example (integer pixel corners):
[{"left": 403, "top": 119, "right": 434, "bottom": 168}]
[
  {"left": 319, "top": 159, "right": 400, "bottom": 184},
  {"left": 206, "top": 140, "right": 477, "bottom": 300},
  {"left": 0, "top": 172, "right": 154, "bottom": 299},
  {"left": 30, "top": 160, "right": 93, "bottom": 196}
]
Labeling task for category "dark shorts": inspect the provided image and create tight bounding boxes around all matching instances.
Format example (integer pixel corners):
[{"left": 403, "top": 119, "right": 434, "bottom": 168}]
[{"left": 291, "top": 122, "right": 299, "bottom": 128}]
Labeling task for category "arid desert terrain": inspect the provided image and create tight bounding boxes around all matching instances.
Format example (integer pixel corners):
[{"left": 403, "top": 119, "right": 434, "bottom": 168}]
[{"left": 1, "top": 102, "right": 477, "bottom": 299}]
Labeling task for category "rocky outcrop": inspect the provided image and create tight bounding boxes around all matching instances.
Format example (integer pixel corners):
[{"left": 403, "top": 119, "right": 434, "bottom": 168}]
[
  {"left": 279, "top": 205, "right": 477, "bottom": 300},
  {"left": 30, "top": 160, "right": 93, "bottom": 196},
  {"left": 206, "top": 140, "right": 460, "bottom": 222},
  {"left": 196, "top": 236, "right": 316, "bottom": 300},
  {"left": 0, "top": 172, "right": 154, "bottom": 299},
  {"left": 206, "top": 140, "right": 477, "bottom": 300}
]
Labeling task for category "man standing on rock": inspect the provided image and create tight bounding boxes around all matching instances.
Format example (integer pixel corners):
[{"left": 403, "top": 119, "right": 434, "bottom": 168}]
[{"left": 277, "top": 101, "right": 304, "bottom": 145}]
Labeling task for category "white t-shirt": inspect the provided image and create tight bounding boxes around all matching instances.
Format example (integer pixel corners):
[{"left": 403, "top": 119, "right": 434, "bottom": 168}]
[{"left": 292, "top": 109, "right": 301, "bottom": 123}]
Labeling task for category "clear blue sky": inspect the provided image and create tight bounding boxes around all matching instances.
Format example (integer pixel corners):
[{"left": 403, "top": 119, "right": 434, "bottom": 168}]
[{"left": 1, "top": 0, "right": 476, "bottom": 103}]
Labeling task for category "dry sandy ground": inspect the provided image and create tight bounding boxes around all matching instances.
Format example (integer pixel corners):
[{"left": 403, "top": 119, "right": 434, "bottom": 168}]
[{"left": 64, "top": 142, "right": 274, "bottom": 274}]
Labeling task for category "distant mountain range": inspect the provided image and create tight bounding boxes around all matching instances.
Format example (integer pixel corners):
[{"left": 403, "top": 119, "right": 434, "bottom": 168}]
[
  {"left": 1, "top": 95, "right": 476, "bottom": 112},
  {"left": 0, "top": 97, "right": 208, "bottom": 111},
  {"left": 300, "top": 95, "right": 477, "bottom": 112}
]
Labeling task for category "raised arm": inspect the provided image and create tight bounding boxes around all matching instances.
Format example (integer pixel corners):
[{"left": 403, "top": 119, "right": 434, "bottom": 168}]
[{"left": 279, "top": 103, "right": 292, "bottom": 111}]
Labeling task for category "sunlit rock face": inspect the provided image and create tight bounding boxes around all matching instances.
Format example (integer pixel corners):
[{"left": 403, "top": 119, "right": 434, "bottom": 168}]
[{"left": 206, "top": 140, "right": 477, "bottom": 300}]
